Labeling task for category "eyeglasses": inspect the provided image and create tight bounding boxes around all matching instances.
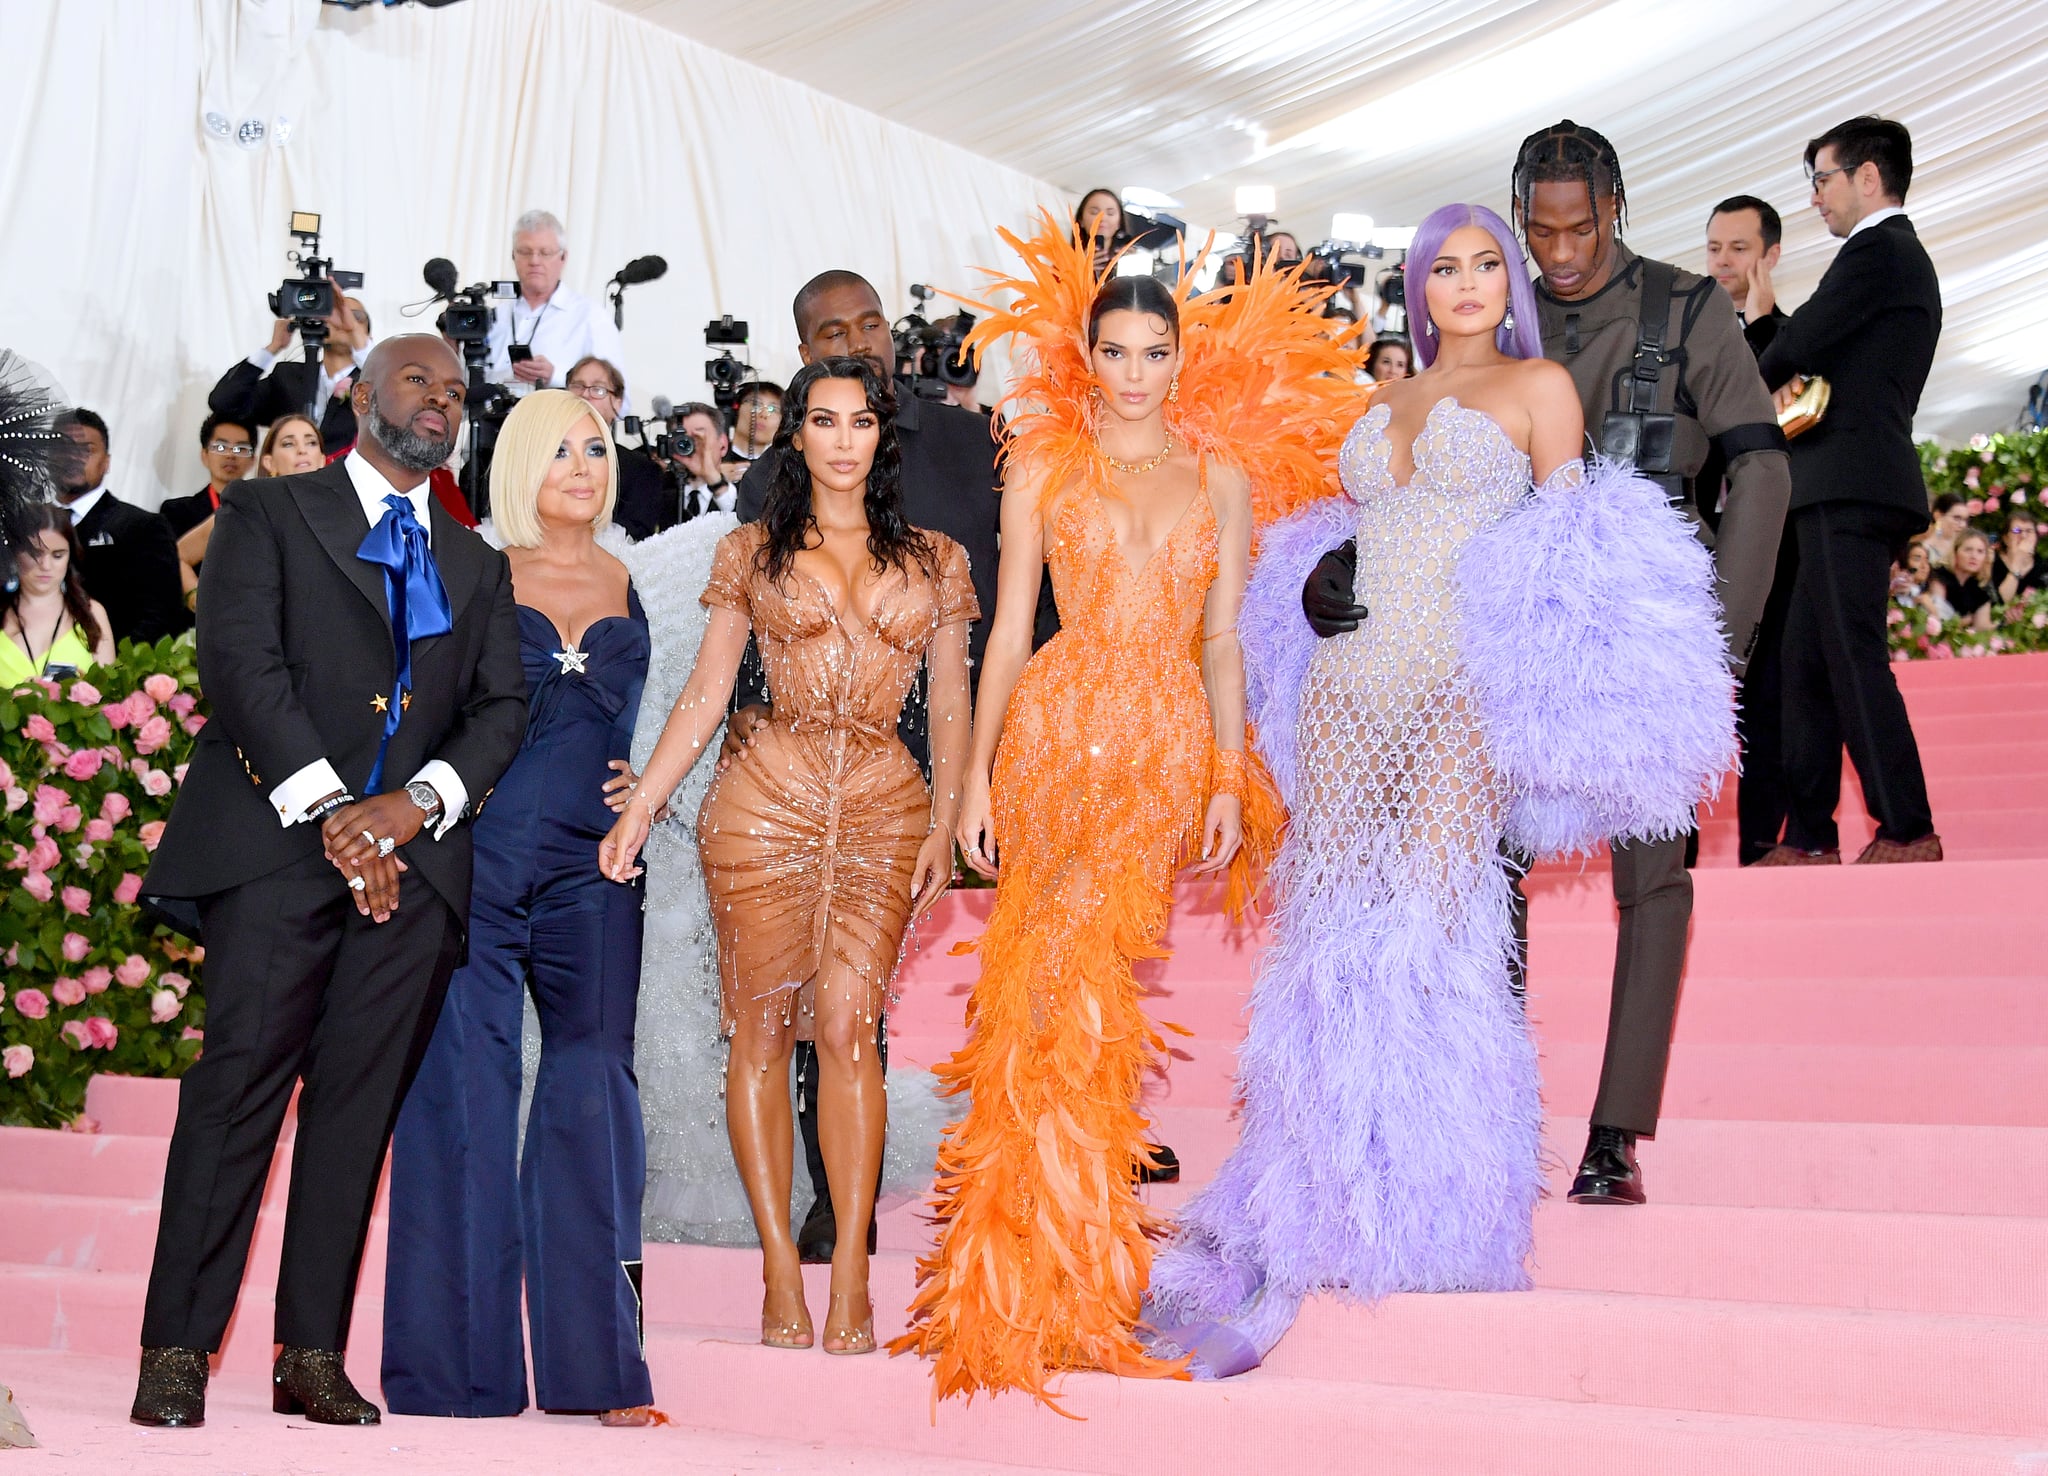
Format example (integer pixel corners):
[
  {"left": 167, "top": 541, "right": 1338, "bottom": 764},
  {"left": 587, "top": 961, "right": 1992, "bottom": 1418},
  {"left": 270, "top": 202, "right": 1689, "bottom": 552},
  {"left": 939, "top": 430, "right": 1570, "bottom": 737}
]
[
  {"left": 207, "top": 440, "right": 255, "bottom": 456},
  {"left": 568, "top": 382, "right": 619, "bottom": 399},
  {"left": 513, "top": 246, "right": 563, "bottom": 262},
  {"left": 1806, "top": 165, "right": 1850, "bottom": 193}
]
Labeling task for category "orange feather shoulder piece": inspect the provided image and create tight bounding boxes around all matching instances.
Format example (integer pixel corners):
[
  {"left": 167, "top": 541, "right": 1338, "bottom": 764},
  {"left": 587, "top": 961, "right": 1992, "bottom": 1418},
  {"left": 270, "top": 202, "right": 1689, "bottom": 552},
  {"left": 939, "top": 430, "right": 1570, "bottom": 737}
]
[{"left": 956, "top": 211, "right": 1370, "bottom": 526}]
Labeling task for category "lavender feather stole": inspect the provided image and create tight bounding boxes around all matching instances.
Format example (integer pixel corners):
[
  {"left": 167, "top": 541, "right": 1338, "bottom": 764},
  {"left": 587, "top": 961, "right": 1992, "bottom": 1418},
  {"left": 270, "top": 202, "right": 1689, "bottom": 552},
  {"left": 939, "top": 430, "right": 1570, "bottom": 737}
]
[
  {"left": 1237, "top": 497, "right": 1355, "bottom": 808},
  {"left": 1460, "top": 456, "right": 1737, "bottom": 859}
]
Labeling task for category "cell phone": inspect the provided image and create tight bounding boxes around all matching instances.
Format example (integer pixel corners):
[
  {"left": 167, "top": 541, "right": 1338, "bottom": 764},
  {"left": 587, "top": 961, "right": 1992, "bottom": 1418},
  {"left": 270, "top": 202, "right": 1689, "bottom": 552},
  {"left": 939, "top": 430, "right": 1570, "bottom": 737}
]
[
  {"left": 506, "top": 344, "right": 533, "bottom": 364},
  {"left": 42, "top": 663, "right": 79, "bottom": 681}
]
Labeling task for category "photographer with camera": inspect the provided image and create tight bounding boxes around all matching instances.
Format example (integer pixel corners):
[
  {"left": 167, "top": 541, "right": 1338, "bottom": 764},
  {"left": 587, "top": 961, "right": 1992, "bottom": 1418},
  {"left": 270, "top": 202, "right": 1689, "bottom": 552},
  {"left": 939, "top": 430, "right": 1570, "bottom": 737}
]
[
  {"left": 209, "top": 291, "right": 370, "bottom": 458},
  {"left": 662, "top": 400, "right": 735, "bottom": 522},
  {"left": 722, "top": 380, "right": 783, "bottom": 479},
  {"left": 486, "top": 210, "right": 630, "bottom": 407}
]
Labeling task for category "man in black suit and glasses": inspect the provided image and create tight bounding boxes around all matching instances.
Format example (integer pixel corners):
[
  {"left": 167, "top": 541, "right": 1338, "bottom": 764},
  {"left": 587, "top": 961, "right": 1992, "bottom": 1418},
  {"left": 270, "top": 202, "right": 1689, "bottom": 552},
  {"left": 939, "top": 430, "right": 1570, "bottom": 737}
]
[
  {"left": 131, "top": 336, "right": 526, "bottom": 1429},
  {"left": 1755, "top": 116, "right": 1943, "bottom": 866}
]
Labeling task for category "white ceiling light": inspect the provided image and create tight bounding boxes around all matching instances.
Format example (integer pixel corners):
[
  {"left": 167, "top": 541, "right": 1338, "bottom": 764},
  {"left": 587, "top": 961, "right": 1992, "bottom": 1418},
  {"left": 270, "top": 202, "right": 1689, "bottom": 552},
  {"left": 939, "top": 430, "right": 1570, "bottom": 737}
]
[
  {"left": 1331, "top": 213, "right": 1375, "bottom": 242},
  {"left": 1121, "top": 186, "right": 1183, "bottom": 211},
  {"left": 1234, "top": 185, "right": 1276, "bottom": 217}
]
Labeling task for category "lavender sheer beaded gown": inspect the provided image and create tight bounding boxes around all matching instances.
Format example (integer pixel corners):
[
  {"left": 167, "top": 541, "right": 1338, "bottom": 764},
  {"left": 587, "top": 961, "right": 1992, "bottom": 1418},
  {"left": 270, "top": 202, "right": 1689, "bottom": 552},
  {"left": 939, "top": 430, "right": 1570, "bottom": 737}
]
[{"left": 1148, "top": 402, "right": 1580, "bottom": 1373}]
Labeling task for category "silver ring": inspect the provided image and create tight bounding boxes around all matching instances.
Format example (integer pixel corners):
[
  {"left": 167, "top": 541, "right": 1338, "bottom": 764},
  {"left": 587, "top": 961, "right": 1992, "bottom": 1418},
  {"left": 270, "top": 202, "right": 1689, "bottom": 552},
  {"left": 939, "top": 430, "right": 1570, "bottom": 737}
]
[
  {"left": 376, "top": 836, "right": 395, "bottom": 857},
  {"left": 347, "top": 875, "right": 367, "bottom": 892},
  {"left": 360, "top": 830, "right": 378, "bottom": 846}
]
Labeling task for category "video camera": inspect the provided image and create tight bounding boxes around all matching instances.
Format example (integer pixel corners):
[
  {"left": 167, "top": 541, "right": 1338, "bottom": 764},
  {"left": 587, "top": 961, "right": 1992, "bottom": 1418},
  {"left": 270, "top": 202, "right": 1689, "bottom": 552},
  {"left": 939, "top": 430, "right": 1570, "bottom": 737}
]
[
  {"left": 893, "top": 286, "right": 977, "bottom": 401},
  {"left": 704, "top": 316, "right": 751, "bottom": 420},
  {"left": 420, "top": 255, "right": 519, "bottom": 516},
  {"left": 622, "top": 399, "right": 697, "bottom": 464},
  {"left": 268, "top": 212, "right": 364, "bottom": 354}
]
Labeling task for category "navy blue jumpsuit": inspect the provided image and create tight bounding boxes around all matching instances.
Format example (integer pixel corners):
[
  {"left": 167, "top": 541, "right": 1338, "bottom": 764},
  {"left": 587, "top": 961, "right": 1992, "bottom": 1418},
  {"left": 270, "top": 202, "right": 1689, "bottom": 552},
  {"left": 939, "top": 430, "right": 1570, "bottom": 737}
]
[{"left": 382, "top": 591, "right": 653, "bottom": 1416}]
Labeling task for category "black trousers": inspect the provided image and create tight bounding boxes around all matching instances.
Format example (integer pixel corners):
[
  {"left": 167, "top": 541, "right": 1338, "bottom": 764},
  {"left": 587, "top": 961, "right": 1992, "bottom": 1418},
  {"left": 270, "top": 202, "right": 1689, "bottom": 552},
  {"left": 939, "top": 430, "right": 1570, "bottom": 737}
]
[
  {"left": 1781, "top": 502, "right": 1934, "bottom": 850},
  {"left": 141, "top": 851, "right": 462, "bottom": 1353},
  {"left": 1735, "top": 530, "right": 1800, "bottom": 864},
  {"left": 1507, "top": 830, "right": 1692, "bottom": 1139}
]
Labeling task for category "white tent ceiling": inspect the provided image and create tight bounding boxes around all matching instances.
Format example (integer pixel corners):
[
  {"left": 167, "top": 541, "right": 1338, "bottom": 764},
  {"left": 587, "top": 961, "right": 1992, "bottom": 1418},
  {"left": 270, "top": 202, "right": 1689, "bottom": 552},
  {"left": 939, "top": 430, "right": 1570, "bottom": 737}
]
[{"left": 601, "top": 0, "right": 2048, "bottom": 439}]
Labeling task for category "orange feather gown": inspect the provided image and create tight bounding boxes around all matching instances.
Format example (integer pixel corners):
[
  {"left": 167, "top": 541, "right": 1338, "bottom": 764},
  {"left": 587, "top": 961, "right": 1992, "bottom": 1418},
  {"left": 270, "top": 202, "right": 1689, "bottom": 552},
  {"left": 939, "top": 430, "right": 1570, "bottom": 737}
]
[{"left": 889, "top": 217, "right": 1365, "bottom": 1409}]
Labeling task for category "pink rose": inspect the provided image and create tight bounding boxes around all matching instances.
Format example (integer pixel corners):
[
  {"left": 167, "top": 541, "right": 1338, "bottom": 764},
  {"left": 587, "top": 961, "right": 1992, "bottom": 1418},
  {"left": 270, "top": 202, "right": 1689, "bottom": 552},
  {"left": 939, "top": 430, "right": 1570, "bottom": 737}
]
[
  {"left": 71, "top": 842, "right": 93, "bottom": 866},
  {"left": 161, "top": 971, "right": 191, "bottom": 997},
  {"left": 150, "top": 989, "right": 182, "bottom": 1024},
  {"left": 60, "top": 1020, "right": 91, "bottom": 1050},
  {"left": 34, "top": 678, "right": 58, "bottom": 700},
  {"left": 33, "top": 785, "right": 67, "bottom": 826},
  {"left": 1965, "top": 498, "right": 1985, "bottom": 516},
  {"left": 100, "top": 791, "right": 131, "bottom": 822},
  {"left": 55, "top": 803, "right": 82, "bottom": 834},
  {"left": 43, "top": 740, "right": 70, "bottom": 764},
  {"left": 85, "top": 818, "right": 113, "bottom": 842},
  {"left": 129, "top": 758, "right": 149, "bottom": 779},
  {"left": 182, "top": 1027, "right": 204, "bottom": 1042},
  {"left": 169, "top": 693, "right": 197, "bottom": 717},
  {"left": 4, "top": 788, "right": 26, "bottom": 814},
  {"left": 123, "top": 691, "right": 156, "bottom": 727},
  {"left": 2017, "top": 490, "right": 2031, "bottom": 506},
  {"left": 114, "top": 872, "right": 141, "bottom": 905},
  {"left": 60, "top": 885, "right": 91, "bottom": 916},
  {"left": 67, "top": 679, "right": 102, "bottom": 705},
  {"left": 0, "top": 758, "right": 11, "bottom": 788},
  {"left": 21, "top": 871, "right": 53, "bottom": 902},
  {"left": 134, "top": 715, "right": 173, "bottom": 755},
  {"left": 24, "top": 714, "right": 56, "bottom": 743},
  {"left": 100, "top": 702, "right": 132, "bottom": 730},
  {"left": 1986, "top": 497, "right": 2002, "bottom": 513},
  {"left": 81, "top": 966, "right": 112, "bottom": 994},
  {"left": 173, "top": 763, "right": 188, "bottom": 784},
  {"left": 139, "top": 820, "right": 165, "bottom": 851},
  {"left": 29, "top": 835, "right": 60, "bottom": 872},
  {"left": 51, "top": 976, "right": 85, "bottom": 1006},
  {"left": 181, "top": 714, "right": 206, "bottom": 737},
  {"left": 114, "top": 955, "right": 151, "bottom": 988},
  {"left": 143, "top": 673, "right": 178, "bottom": 702},
  {"left": 14, "top": 988, "right": 51, "bottom": 1019},
  {"left": 85, "top": 1017, "right": 117, "bottom": 1049},
  {"left": 64, "top": 748, "right": 104, "bottom": 781},
  {"left": 141, "top": 768, "right": 173, "bottom": 797},
  {"left": 1964, "top": 465, "right": 1981, "bottom": 488},
  {"left": 2, "top": 1044, "right": 31, "bottom": 1079},
  {"left": 61, "top": 931, "right": 90, "bottom": 962}
]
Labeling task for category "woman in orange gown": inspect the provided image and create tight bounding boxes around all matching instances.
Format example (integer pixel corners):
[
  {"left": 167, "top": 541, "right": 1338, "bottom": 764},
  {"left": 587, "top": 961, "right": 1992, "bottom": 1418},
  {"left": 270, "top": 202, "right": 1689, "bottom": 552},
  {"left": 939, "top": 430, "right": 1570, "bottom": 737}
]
[
  {"left": 891, "top": 219, "right": 1360, "bottom": 1406},
  {"left": 602, "top": 358, "right": 975, "bottom": 1356}
]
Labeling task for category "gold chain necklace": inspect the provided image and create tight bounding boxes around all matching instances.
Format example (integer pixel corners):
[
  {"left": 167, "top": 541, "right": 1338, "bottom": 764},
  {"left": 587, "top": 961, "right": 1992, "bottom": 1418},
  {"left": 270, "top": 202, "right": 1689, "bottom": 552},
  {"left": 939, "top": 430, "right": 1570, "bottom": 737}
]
[{"left": 1099, "top": 430, "right": 1175, "bottom": 476}]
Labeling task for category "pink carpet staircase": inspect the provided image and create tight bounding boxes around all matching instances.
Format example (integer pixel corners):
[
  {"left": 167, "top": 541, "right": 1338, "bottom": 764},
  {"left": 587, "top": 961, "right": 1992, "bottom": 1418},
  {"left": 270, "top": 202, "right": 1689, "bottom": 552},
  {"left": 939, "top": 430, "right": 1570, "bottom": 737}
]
[{"left": 4, "top": 655, "right": 2046, "bottom": 1472}]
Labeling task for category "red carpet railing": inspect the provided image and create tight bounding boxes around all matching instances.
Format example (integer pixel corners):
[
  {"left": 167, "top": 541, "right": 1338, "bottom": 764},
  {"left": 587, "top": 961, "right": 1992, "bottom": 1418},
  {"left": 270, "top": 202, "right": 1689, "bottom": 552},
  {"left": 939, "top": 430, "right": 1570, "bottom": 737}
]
[{"left": 1, "top": 637, "right": 205, "bottom": 1128}]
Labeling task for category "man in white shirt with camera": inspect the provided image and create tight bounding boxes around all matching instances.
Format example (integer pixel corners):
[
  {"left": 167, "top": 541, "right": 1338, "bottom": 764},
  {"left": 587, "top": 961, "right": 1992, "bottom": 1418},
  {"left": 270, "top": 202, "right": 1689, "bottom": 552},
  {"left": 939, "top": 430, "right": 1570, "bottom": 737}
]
[{"left": 484, "top": 209, "right": 630, "bottom": 411}]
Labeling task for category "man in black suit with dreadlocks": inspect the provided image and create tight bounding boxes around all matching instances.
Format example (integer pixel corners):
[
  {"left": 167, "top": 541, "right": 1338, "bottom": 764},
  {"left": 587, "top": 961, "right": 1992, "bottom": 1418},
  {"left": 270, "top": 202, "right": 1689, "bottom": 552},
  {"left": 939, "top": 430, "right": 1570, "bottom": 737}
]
[{"left": 1303, "top": 121, "right": 1791, "bottom": 1206}]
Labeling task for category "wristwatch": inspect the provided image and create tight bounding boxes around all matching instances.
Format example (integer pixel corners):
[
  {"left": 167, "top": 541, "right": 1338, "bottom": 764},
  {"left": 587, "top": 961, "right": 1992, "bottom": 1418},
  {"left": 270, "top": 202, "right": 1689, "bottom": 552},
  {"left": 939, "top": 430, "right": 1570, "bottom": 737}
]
[{"left": 405, "top": 780, "right": 444, "bottom": 822}]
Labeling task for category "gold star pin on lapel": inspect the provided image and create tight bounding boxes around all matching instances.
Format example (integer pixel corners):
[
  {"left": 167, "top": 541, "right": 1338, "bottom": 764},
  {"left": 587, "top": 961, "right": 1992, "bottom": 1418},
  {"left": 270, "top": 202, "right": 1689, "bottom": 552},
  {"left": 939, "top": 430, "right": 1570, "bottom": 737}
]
[
  {"left": 400, "top": 691, "right": 412, "bottom": 712},
  {"left": 371, "top": 693, "right": 389, "bottom": 713}
]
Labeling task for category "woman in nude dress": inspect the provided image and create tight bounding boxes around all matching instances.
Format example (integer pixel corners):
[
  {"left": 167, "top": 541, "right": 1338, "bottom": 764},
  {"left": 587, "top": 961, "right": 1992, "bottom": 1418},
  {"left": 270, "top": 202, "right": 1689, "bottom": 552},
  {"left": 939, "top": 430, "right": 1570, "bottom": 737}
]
[{"left": 600, "top": 357, "right": 975, "bottom": 1355}]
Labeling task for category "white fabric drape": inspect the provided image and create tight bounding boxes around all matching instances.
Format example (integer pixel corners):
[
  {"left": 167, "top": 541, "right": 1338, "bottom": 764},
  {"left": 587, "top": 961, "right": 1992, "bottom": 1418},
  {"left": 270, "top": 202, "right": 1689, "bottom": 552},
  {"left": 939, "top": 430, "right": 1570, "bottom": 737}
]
[{"left": 0, "top": 0, "right": 1062, "bottom": 508}]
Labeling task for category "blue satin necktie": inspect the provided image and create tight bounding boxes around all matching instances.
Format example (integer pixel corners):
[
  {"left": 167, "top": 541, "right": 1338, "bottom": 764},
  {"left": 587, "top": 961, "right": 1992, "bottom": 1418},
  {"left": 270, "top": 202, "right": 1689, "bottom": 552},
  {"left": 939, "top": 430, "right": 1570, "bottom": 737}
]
[{"left": 357, "top": 492, "right": 452, "bottom": 792}]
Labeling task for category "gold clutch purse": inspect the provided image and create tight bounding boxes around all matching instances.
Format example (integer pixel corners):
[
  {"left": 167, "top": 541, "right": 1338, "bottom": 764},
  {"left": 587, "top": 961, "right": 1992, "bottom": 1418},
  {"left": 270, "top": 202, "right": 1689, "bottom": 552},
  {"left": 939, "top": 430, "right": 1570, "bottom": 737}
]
[{"left": 1777, "top": 376, "right": 1831, "bottom": 440}]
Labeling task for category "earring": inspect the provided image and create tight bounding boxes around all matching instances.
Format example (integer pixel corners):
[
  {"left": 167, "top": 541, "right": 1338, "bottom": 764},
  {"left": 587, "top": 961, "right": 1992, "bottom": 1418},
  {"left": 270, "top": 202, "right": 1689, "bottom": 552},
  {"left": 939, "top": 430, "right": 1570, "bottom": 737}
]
[
  {"left": 1503, "top": 308, "right": 1516, "bottom": 332},
  {"left": 1424, "top": 319, "right": 1437, "bottom": 337},
  {"left": 1168, "top": 376, "right": 1180, "bottom": 403}
]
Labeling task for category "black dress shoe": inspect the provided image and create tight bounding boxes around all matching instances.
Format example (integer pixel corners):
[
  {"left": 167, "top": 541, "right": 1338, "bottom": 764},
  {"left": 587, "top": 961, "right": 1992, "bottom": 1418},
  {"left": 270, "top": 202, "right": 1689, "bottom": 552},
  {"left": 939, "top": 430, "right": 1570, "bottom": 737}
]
[
  {"left": 1136, "top": 1142, "right": 1180, "bottom": 1185},
  {"left": 131, "top": 1347, "right": 208, "bottom": 1428},
  {"left": 795, "top": 1198, "right": 878, "bottom": 1265},
  {"left": 272, "top": 1348, "right": 379, "bottom": 1425},
  {"left": 1568, "top": 1124, "right": 1646, "bottom": 1206}
]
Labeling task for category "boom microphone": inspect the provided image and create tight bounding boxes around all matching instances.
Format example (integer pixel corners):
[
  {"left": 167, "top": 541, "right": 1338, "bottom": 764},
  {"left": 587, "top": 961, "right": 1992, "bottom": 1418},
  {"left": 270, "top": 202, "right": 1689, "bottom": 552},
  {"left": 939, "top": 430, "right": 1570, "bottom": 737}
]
[
  {"left": 423, "top": 257, "right": 460, "bottom": 297},
  {"left": 613, "top": 255, "right": 668, "bottom": 287},
  {"left": 650, "top": 395, "right": 674, "bottom": 420}
]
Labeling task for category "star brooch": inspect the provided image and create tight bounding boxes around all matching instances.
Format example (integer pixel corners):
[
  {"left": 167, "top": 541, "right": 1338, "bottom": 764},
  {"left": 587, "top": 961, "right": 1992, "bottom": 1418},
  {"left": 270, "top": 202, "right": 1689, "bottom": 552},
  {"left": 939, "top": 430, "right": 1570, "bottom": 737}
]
[{"left": 553, "top": 646, "right": 588, "bottom": 675}]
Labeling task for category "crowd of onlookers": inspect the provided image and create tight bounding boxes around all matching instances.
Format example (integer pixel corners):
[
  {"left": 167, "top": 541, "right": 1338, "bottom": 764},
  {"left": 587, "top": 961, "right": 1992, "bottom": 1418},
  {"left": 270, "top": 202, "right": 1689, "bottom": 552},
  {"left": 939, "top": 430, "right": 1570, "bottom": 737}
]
[{"left": 1892, "top": 496, "right": 2046, "bottom": 630}]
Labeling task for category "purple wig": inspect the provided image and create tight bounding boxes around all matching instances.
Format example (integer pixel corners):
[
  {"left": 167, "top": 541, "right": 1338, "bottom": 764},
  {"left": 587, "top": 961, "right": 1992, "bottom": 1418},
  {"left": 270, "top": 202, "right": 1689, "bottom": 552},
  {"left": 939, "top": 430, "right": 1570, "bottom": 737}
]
[{"left": 1405, "top": 203, "right": 1544, "bottom": 368}]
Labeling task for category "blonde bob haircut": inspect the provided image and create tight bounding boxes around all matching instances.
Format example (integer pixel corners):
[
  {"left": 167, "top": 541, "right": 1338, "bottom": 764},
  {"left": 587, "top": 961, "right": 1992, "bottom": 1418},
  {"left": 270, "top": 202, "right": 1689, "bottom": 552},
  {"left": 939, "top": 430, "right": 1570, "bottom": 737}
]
[{"left": 489, "top": 388, "right": 618, "bottom": 548}]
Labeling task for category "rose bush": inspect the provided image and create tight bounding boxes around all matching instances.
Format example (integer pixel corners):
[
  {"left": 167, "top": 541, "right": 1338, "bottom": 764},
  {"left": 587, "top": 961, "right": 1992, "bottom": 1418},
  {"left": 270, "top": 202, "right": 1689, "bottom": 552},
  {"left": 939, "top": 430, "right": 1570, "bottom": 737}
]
[
  {"left": 1920, "top": 428, "right": 2048, "bottom": 538},
  {"left": 1, "top": 636, "right": 206, "bottom": 1127},
  {"left": 1888, "top": 586, "right": 2048, "bottom": 662}
]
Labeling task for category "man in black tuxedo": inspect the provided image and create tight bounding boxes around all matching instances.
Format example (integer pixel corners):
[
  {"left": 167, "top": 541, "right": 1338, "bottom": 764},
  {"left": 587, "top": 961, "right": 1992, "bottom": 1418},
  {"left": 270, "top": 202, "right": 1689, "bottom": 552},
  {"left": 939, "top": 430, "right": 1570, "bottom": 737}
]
[
  {"left": 52, "top": 409, "right": 188, "bottom": 643},
  {"left": 208, "top": 291, "right": 372, "bottom": 456},
  {"left": 131, "top": 336, "right": 525, "bottom": 1428},
  {"left": 1704, "top": 195, "right": 1798, "bottom": 864},
  {"left": 1755, "top": 116, "right": 1942, "bottom": 865},
  {"left": 731, "top": 269, "right": 1071, "bottom": 1261},
  {"left": 159, "top": 413, "right": 258, "bottom": 539}
]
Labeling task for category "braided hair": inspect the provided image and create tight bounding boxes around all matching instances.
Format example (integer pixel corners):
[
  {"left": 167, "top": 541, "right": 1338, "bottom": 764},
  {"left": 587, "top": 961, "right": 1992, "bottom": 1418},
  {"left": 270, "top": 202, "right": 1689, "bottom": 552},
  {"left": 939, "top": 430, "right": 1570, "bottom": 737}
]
[{"left": 1511, "top": 120, "right": 1628, "bottom": 242}]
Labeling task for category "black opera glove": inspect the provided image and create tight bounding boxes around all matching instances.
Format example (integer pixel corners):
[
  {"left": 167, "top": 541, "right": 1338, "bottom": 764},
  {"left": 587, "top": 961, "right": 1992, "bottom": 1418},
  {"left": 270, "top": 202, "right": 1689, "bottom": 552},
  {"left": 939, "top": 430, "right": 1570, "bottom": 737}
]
[{"left": 1302, "top": 539, "right": 1367, "bottom": 638}]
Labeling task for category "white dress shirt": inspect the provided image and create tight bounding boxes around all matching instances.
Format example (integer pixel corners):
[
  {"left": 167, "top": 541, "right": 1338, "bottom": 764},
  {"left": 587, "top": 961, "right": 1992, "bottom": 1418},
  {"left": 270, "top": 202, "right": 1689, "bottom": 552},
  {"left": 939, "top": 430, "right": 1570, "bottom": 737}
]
[
  {"left": 681, "top": 479, "right": 736, "bottom": 520},
  {"left": 267, "top": 451, "right": 469, "bottom": 838},
  {"left": 1848, "top": 205, "right": 1907, "bottom": 240},
  {"left": 246, "top": 342, "right": 370, "bottom": 409},
  {"left": 484, "top": 283, "right": 631, "bottom": 411},
  {"left": 60, "top": 484, "right": 111, "bottom": 533}
]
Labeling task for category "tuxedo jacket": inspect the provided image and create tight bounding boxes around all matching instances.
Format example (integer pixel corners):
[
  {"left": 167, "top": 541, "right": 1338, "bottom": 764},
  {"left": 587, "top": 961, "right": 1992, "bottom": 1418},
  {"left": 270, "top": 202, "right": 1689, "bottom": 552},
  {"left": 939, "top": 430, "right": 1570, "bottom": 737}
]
[
  {"left": 145, "top": 459, "right": 526, "bottom": 918},
  {"left": 71, "top": 493, "right": 188, "bottom": 644},
  {"left": 209, "top": 356, "right": 359, "bottom": 455},
  {"left": 1758, "top": 214, "right": 1941, "bottom": 518},
  {"left": 159, "top": 487, "right": 218, "bottom": 539}
]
